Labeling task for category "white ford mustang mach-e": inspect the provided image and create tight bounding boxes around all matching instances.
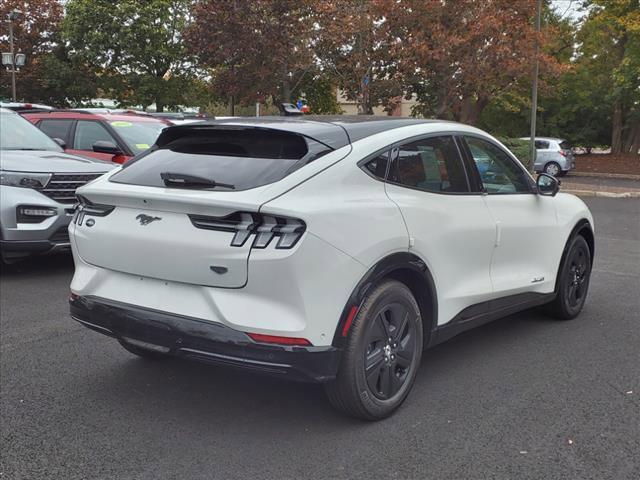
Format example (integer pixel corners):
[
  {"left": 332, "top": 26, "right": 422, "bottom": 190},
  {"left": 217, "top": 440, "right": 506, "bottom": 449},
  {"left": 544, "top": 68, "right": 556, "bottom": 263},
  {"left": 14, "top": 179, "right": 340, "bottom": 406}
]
[{"left": 69, "top": 117, "right": 594, "bottom": 420}]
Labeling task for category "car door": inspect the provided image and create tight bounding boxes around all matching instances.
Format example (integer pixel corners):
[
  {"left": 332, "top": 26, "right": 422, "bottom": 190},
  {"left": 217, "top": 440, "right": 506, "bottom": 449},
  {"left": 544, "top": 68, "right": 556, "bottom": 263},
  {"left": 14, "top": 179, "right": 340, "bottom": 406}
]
[
  {"left": 384, "top": 134, "right": 497, "bottom": 326},
  {"left": 462, "top": 135, "right": 560, "bottom": 297},
  {"left": 68, "top": 120, "right": 128, "bottom": 162}
]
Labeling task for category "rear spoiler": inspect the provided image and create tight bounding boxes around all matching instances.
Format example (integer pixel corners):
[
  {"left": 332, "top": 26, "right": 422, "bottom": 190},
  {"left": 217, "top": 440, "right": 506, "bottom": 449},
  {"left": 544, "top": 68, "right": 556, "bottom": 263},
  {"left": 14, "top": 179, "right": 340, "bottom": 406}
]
[{"left": 154, "top": 119, "right": 351, "bottom": 151}]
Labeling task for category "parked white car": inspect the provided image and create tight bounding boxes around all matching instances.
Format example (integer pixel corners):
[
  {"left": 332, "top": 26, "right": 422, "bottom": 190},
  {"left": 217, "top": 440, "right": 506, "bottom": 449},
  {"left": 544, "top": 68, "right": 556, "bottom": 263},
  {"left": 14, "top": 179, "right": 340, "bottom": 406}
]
[{"left": 69, "top": 117, "right": 594, "bottom": 420}]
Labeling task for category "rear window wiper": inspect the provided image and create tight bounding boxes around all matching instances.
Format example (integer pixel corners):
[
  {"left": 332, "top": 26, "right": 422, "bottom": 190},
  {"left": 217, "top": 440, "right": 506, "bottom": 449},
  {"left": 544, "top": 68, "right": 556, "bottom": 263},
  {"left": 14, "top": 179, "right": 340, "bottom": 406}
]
[{"left": 160, "top": 172, "right": 235, "bottom": 190}]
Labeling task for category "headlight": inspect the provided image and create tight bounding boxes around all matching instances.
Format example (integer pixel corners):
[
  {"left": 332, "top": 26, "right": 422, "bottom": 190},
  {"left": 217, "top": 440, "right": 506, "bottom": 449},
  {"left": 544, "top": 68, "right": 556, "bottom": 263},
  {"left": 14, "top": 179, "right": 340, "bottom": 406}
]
[{"left": 0, "top": 171, "right": 52, "bottom": 188}]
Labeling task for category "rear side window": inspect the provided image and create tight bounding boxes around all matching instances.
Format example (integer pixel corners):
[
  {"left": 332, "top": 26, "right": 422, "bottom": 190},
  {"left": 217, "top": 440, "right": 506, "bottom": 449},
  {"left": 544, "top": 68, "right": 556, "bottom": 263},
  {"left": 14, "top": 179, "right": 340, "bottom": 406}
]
[
  {"left": 362, "top": 150, "right": 390, "bottom": 180},
  {"left": 534, "top": 140, "right": 549, "bottom": 149},
  {"left": 110, "top": 128, "right": 332, "bottom": 191},
  {"left": 38, "top": 119, "right": 73, "bottom": 143},
  {"left": 389, "top": 136, "right": 469, "bottom": 193}
]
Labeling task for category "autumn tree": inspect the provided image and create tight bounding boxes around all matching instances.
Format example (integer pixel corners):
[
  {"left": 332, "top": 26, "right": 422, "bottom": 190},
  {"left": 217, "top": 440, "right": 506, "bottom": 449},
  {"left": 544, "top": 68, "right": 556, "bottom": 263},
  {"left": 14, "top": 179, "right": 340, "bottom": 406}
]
[
  {"left": 382, "top": 0, "right": 561, "bottom": 124},
  {"left": 312, "top": 0, "right": 401, "bottom": 114},
  {"left": 0, "top": 0, "right": 96, "bottom": 105},
  {"left": 186, "top": 0, "right": 317, "bottom": 113},
  {"left": 63, "top": 0, "right": 201, "bottom": 111}
]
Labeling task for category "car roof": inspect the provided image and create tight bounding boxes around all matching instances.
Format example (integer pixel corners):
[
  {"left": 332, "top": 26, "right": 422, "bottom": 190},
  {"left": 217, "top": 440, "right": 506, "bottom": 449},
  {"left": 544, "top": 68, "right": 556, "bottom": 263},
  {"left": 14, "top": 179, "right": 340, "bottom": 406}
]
[
  {"left": 21, "top": 110, "right": 169, "bottom": 123},
  {"left": 0, "top": 107, "right": 17, "bottom": 115},
  {"left": 157, "top": 116, "right": 453, "bottom": 150}
]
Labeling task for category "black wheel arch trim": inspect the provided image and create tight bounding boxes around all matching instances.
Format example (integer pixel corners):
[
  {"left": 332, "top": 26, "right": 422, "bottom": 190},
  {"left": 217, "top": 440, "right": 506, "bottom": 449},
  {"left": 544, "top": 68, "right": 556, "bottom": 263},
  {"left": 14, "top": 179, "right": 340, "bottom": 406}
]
[
  {"left": 554, "top": 218, "right": 595, "bottom": 293},
  {"left": 331, "top": 252, "right": 438, "bottom": 348}
]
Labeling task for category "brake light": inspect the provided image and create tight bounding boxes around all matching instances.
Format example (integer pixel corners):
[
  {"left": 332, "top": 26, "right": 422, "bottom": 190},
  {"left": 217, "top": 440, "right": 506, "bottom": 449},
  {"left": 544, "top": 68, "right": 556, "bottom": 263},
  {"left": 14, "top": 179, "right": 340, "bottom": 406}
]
[
  {"left": 558, "top": 150, "right": 566, "bottom": 157},
  {"left": 247, "top": 333, "right": 312, "bottom": 346},
  {"left": 189, "top": 212, "right": 306, "bottom": 249},
  {"left": 74, "top": 195, "right": 115, "bottom": 225}
]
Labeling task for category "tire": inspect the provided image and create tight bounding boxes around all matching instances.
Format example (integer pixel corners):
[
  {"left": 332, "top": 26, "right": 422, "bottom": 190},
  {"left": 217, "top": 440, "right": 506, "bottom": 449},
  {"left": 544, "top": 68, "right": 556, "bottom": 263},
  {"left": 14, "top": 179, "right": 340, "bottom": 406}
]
[
  {"left": 118, "top": 339, "right": 170, "bottom": 360},
  {"left": 545, "top": 235, "right": 592, "bottom": 320},
  {"left": 544, "top": 162, "right": 561, "bottom": 176},
  {"left": 325, "top": 279, "right": 423, "bottom": 421}
]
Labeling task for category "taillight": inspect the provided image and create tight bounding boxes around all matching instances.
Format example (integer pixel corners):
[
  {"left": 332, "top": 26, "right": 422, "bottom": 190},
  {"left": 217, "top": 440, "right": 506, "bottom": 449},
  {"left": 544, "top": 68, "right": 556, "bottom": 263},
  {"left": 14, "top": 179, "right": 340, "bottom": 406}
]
[
  {"left": 189, "top": 212, "right": 306, "bottom": 249},
  {"left": 558, "top": 150, "right": 566, "bottom": 157},
  {"left": 74, "top": 195, "right": 115, "bottom": 225},
  {"left": 246, "top": 332, "right": 312, "bottom": 346}
]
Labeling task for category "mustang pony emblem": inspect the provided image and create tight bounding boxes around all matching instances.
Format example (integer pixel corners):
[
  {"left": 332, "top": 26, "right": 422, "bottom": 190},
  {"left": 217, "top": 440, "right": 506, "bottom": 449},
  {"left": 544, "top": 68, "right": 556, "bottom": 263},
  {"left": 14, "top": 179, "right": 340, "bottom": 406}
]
[{"left": 136, "top": 214, "right": 162, "bottom": 225}]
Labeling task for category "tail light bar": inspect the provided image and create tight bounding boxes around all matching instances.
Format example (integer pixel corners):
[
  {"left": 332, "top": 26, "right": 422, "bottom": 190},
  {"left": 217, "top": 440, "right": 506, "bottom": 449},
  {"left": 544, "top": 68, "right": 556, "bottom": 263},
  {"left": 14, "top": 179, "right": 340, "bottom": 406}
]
[
  {"left": 189, "top": 212, "right": 306, "bottom": 249},
  {"left": 74, "top": 195, "right": 115, "bottom": 225},
  {"left": 558, "top": 150, "right": 567, "bottom": 157}
]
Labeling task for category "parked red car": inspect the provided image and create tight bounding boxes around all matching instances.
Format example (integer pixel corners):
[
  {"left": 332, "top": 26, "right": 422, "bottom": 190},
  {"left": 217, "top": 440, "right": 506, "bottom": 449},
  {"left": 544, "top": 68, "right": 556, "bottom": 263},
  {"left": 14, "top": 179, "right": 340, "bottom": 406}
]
[{"left": 22, "top": 111, "right": 170, "bottom": 164}]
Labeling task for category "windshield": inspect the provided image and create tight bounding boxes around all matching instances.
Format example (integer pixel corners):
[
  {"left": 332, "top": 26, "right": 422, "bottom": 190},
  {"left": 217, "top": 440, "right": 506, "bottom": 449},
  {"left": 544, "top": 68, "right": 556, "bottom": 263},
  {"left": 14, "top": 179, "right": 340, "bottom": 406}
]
[
  {"left": 0, "top": 112, "right": 63, "bottom": 152},
  {"left": 107, "top": 120, "right": 167, "bottom": 154}
]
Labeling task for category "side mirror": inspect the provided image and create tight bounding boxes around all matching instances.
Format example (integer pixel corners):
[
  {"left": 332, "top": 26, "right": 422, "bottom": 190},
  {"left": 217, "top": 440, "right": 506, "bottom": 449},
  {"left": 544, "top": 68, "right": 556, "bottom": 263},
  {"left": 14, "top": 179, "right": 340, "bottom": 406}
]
[
  {"left": 52, "top": 137, "right": 66, "bottom": 149},
  {"left": 536, "top": 173, "right": 560, "bottom": 197},
  {"left": 92, "top": 140, "right": 122, "bottom": 155}
]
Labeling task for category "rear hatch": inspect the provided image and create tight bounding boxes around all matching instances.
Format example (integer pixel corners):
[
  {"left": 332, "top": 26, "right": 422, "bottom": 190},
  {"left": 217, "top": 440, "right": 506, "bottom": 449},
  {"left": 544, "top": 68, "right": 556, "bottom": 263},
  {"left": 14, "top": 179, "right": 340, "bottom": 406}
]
[{"left": 72, "top": 122, "right": 347, "bottom": 288}]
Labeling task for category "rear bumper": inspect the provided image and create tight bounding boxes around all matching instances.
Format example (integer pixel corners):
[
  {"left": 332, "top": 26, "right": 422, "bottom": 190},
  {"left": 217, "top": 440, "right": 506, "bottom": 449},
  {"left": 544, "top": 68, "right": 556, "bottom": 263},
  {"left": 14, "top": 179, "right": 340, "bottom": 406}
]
[{"left": 70, "top": 295, "right": 341, "bottom": 383}]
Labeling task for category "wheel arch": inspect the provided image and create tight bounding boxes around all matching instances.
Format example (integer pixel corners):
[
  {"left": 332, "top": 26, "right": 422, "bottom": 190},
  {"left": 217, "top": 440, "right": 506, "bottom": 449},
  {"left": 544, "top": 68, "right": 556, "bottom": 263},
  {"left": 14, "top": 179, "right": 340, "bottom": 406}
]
[
  {"left": 332, "top": 252, "right": 438, "bottom": 349},
  {"left": 554, "top": 218, "right": 595, "bottom": 293}
]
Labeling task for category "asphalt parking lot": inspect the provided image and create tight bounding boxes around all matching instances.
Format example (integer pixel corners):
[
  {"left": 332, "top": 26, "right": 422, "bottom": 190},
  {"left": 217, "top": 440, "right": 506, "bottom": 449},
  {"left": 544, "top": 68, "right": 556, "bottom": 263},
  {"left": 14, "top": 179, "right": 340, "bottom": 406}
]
[{"left": 1, "top": 197, "right": 638, "bottom": 480}]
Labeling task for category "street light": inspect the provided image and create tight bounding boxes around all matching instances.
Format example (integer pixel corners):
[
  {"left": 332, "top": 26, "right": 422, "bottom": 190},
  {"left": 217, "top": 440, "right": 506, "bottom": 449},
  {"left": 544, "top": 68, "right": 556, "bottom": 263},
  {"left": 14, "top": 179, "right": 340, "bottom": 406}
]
[{"left": 3, "top": 9, "right": 25, "bottom": 102}]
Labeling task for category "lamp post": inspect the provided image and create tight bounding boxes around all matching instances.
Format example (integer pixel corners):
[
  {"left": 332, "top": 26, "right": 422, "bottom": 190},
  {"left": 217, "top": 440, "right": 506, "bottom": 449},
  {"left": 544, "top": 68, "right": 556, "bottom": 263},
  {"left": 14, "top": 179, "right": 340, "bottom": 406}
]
[
  {"left": 529, "top": 0, "right": 542, "bottom": 173},
  {"left": 2, "top": 9, "right": 24, "bottom": 102}
]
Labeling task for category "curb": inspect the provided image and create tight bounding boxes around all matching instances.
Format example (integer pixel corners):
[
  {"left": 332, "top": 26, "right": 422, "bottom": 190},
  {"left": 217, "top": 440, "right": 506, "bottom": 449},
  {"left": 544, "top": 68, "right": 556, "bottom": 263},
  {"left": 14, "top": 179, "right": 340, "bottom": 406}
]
[
  {"left": 563, "top": 189, "right": 640, "bottom": 198},
  {"left": 572, "top": 172, "right": 640, "bottom": 180}
]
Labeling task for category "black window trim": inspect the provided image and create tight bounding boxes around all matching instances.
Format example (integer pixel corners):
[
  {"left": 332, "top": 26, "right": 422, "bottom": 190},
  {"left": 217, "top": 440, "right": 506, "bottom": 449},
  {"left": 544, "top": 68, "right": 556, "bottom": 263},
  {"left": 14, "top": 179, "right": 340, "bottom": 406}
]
[
  {"left": 386, "top": 133, "right": 475, "bottom": 196},
  {"left": 458, "top": 133, "right": 537, "bottom": 195}
]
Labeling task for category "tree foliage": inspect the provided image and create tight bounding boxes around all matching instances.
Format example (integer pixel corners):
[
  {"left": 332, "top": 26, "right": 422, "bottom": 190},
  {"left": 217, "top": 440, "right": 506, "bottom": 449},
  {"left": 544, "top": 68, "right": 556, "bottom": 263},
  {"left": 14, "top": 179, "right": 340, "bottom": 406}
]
[
  {"left": 186, "top": 0, "right": 316, "bottom": 110},
  {"left": 0, "top": 0, "right": 96, "bottom": 105},
  {"left": 63, "top": 0, "right": 203, "bottom": 111}
]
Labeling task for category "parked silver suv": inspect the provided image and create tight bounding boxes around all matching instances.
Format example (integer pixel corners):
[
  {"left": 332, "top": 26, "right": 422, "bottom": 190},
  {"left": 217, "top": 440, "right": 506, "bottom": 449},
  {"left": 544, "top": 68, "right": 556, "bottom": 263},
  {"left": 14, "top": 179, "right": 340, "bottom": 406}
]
[
  {"left": 522, "top": 137, "right": 576, "bottom": 176},
  {"left": 0, "top": 108, "right": 114, "bottom": 263}
]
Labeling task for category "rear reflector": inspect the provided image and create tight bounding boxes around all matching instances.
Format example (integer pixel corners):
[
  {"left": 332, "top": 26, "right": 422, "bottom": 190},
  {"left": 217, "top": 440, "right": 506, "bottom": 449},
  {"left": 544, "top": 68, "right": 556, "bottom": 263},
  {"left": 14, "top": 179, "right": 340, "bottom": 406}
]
[
  {"left": 247, "top": 332, "right": 312, "bottom": 346},
  {"left": 341, "top": 305, "right": 359, "bottom": 337}
]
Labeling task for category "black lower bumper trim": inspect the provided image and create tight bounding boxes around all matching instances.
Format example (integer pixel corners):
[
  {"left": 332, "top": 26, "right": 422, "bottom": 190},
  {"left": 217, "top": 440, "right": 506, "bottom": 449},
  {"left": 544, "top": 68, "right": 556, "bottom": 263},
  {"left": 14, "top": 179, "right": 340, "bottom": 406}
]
[
  {"left": 0, "top": 238, "right": 70, "bottom": 253},
  {"left": 70, "top": 296, "right": 340, "bottom": 383}
]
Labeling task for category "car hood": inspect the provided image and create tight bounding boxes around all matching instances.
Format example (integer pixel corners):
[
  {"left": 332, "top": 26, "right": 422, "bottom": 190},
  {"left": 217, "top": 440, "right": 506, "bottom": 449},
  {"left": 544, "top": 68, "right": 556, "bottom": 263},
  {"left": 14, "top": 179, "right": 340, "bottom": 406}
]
[{"left": 0, "top": 150, "right": 115, "bottom": 174}]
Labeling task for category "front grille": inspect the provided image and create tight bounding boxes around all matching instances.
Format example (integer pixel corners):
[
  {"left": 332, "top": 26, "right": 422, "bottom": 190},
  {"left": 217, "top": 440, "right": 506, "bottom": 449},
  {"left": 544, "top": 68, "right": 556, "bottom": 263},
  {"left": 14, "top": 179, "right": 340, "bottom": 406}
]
[
  {"left": 40, "top": 173, "right": 103, "bottom": 204},
  {"left": 49, "top": 226, "right": 70, "bottom": 244}
]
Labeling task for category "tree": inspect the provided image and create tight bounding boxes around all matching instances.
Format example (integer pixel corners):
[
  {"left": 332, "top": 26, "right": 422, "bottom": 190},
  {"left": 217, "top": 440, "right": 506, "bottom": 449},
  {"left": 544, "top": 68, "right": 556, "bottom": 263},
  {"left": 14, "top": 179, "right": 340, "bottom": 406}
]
[
  {"left": 0, "top": 0, "right": 95, "bottom": 105},
  {"left": 580, "top": 0, "right": 640, "bottom": 153},
  {"left": 63, "top": 0, "right": 199, "bottom": 111},
  {"left": 312, "top": 0, "right": 401, "bottom": 114},
  {"left": 382, "top": 0, "right": 562, "bottom": 124},
  {"left": 186, "top": 0, "right": 316, "bottom": 112}
]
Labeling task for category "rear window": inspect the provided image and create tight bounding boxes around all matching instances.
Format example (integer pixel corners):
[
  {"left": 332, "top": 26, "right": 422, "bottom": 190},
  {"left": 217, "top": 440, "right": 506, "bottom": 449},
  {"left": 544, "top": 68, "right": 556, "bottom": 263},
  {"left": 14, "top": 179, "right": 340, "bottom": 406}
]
[
  {"left": 110, "top": 128, "right": 332, "bottom": 191},
  {"left": 559, "top": 141, "right": 572, "bottom": 150}
]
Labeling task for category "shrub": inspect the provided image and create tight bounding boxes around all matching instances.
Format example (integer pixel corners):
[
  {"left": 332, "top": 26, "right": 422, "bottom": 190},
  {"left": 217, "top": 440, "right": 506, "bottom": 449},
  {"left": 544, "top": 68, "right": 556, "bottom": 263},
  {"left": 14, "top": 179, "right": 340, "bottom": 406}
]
[{"left": 498, "top": 137, "right": 534, "bottom": 170}]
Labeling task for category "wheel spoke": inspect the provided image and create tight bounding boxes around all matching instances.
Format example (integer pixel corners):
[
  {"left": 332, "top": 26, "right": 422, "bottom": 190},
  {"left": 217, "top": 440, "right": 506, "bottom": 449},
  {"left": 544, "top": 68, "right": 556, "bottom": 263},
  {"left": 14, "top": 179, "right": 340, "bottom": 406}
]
[
  {"left": 379, "top": 365, "right": 392, "bottom": 398},
  {"left": 394, "top": 311, "right": 409, "bottom": 342},
  {"left": 365, "top": 348, "right": 384, "bottom": 371},
  {"left": 396, "top": 350, "right": 412, "bottom": 369},
  {"left": 366, "top": 363, "right": 383, "bottom": 393},
  {"left": 390, "top": 368, "right": 404, "bottom": 395},
  {"left": 370, "top": 313, "right": 388, "bottom": 343}
]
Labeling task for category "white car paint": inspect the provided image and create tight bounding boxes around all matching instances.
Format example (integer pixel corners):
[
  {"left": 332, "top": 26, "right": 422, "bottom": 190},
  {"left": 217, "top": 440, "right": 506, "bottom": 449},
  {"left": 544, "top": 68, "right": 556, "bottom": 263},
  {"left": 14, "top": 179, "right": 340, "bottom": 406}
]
[{"left": 69, "top": 120, "right": 594, "bottom": 346}]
